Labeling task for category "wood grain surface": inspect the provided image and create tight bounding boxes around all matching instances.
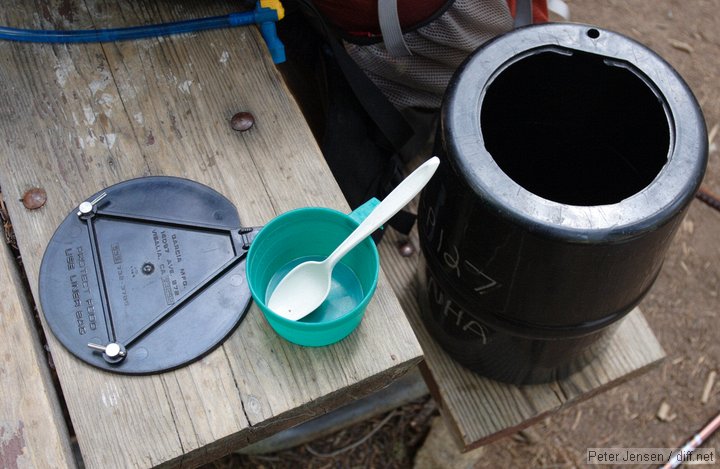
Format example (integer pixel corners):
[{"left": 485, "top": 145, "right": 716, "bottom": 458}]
[
  {"left": 0, "top": 1, "right": 422, "bottom": 467},
  {"left": 0, "top": 227, "right": 76, "bottom": 468}
]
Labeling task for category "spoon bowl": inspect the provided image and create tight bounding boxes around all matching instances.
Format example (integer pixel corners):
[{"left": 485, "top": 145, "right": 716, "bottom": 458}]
[{"left": 267, "top": 260, "right": 332, "bottom": 320}]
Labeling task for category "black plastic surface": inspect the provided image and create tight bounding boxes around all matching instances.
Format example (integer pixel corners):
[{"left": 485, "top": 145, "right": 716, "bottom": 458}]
[
  {"left": 39, "top": 176, "right": 257, "bottom": 374},
  {"left": 418, "top": 23, "right": 708, "bottom": 384}
]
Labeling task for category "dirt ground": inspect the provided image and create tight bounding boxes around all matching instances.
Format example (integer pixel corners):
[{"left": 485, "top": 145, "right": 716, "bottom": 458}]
[{"left": 209, "top": 1, "right": 720, "bottom": 467}]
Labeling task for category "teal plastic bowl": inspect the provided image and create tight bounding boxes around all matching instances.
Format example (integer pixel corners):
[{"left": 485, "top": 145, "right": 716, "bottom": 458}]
[{"left": 246, "top": 200, "right": 380, "bottom": 346}]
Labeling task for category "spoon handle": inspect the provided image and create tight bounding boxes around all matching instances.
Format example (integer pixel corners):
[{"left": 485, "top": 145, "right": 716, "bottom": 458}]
[{"left": 326, "top": 156, "right": 440, "bottom": 268}]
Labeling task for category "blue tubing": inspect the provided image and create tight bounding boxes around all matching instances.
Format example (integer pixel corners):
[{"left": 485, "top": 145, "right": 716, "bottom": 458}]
[
  {"left": 259, "top": 21, "right": 285, "bottom": 64},
  {"left": 0, "top": 8, "right": 285, "bottom": 62}
]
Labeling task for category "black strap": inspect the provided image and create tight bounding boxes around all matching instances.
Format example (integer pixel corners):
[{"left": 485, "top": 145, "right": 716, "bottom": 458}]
[
  {"left": 286, "top": 1, "right": 421, "bottom": 237},
  {"left": 294, "top": 0, "right": 414, "bottom": 152}
]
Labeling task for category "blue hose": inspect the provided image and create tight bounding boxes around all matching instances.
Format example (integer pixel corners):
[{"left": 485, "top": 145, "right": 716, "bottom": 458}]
[{"left": 0, "top": 8, "right": 285, "bottom": 63}]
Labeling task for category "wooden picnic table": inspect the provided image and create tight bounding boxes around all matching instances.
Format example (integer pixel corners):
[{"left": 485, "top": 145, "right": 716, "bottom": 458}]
[
  {"left": 0, "top": 1, "right": 423, "bottom": 467},
  {"left": 0, "top": 0, "right": 665, "bottom": 467}
]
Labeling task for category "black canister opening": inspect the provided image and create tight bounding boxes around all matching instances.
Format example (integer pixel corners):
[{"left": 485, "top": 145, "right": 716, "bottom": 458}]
[{"left": 481, "top": 49, "right": 670, "bottom": 206}]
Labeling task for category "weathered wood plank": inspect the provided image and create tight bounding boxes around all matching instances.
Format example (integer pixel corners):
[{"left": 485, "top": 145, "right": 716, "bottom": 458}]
[
  {"left": 379, "top": 226, "right": 665, "bottom": 451},
  {"left": 0, "top": 1, "right": 423, "bottom": 467},
  {"left": 0, "top": 224, "right": 76, "bottom": 469}
]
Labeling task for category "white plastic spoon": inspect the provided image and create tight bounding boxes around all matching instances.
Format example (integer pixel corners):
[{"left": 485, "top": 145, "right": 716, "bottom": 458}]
[{"left": 267, "top": 156, "right": 440, "bottom": 321}]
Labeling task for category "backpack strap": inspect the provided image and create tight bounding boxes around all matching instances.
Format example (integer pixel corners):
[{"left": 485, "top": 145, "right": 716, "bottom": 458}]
[
  {"left": 548, "top": 0, "right": 570, "bottom": 20},
  {"left": 514, "top": 0, "right": 533, "bottom": 27},
  {"left": 378, "top": 0, "right": 412, "bottom": 56},
  {"left": 295, "top": 0, "right": 415, "bottom": 153}
]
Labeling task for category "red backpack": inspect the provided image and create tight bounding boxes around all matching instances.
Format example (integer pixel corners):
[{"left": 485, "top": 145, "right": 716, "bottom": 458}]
[
  {"left": 313, "top": 0, "right": 549, "bottom": 38},
  {"left": 285, "top": 0, "right": 554, "bottom": 237}
]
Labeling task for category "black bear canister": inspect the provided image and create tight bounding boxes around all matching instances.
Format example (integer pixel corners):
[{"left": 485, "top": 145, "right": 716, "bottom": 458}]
[{"left": 418, "top": 23, "right": 707, "bottom": 384}]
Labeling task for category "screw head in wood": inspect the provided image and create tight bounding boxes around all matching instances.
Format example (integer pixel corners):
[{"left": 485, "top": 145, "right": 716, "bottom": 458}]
[
  {"left": 399, "top": 242, "right": 415, "bottom": 257},
  {"left": 231, "top": 112, "right": 255, "bottom": 132},
  {"left": 21, "top": 188, "right": 47, "bottom": 210}
]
